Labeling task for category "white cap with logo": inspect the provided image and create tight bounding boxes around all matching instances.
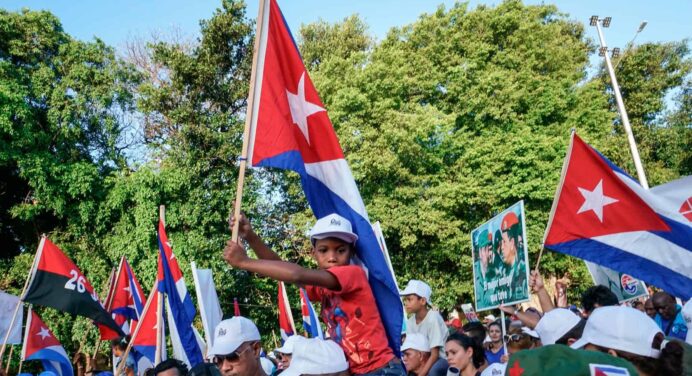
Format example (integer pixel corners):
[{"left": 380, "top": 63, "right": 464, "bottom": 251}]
[
  {"left": 209, "top": 316, "right": 261, "bottom": 356},
  {"left": 401, "top": 333, "right": 430, "bottom": 352},
  {"left": 399, "top": 280, "right": 432, "bottom": 303},
  {"left": 571, "top": 306, "right": 663, "bottom": 358},
  {"left": 534, "top": 308, "right": 582, "bottom": 345},
  {"left": 280, "top": 338, "right": 348, "bottom": 376},
  {"left": 309, "top": 214, "right": 358, "bottom": 245}
]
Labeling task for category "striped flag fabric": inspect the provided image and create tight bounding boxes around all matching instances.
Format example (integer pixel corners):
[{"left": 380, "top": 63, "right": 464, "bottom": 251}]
[
  {"left": 278, "top": 282, "right": 296, "bottom": 342},
  {"left": 21, "top": 308, "right": 73, "bottom": 376},
  {"left": 244, "top": 0, "right": 403, "bottom": 354},
  {"left": 300, "top": 288, "right": 322, "bottom": 339},
  {"left": 157, "top": 220, "right": 204, "bottom": 367}
]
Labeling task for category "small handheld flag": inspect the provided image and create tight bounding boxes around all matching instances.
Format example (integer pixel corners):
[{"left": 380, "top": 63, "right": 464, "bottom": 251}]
[
  {"left": 22, "top": 238, "right": 123, "bottom": 335},
  {"left": 300, "top": 288, "right": 322, "bottom": 339},
  {"left": 278, "top": 282, "right": 296, "bottom": 341},
  {"left": 21, "top": 308, "right": 73, "bottom": 376}
]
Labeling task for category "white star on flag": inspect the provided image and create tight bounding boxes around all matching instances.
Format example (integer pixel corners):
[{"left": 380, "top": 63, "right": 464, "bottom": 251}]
[
  {"left": 577, "top": 179, "right": 619, "bottom": 222},
  {"left": 124, "top": 286, "right": 131, "bottom": 296},
  {"left": 286, "top": 72, "right": 325, "bottom": 145},
  {"left": 37, "top": 327, "right": 51, "bottom": 340}
]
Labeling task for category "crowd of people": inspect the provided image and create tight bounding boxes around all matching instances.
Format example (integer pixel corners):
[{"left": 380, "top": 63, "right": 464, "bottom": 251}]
[{"left": 12, "top": 213, "right": 689, "bottom": 376}]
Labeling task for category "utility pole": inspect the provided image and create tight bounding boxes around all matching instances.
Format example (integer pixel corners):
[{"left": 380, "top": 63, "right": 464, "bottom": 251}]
[{"left": 590, "top": 15, "right": 649, "bottom": 189}]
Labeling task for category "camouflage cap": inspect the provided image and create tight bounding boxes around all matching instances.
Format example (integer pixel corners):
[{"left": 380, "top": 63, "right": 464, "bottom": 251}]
[{"left": 478, "top": 229, "right": 492, "bottom": 248}]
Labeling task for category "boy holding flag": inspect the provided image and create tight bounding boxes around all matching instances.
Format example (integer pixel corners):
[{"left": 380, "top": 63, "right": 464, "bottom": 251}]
[{"left": 224, "top": 214, "right": 405, "bottom": 376}]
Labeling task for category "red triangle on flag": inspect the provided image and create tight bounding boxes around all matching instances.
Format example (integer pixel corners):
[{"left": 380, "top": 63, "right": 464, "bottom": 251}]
[
  {"left": 545, "top": 133, "right": 669, "bottom": 245},
  {"left": 24, "top": 309, "right": 62, "bottom": 358},
  {"left": 249, "top": 0, "right": 344, "bottom": 165}
]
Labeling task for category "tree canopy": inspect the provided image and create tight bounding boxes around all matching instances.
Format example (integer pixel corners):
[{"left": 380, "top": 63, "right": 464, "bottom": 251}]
[{"left": 1, "top": 0, "right": 689, "bottom": 365}]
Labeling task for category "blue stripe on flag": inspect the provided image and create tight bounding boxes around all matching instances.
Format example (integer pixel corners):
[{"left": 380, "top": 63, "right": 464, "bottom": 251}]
[{"left": 548, "top": 237, "right": 691, "bottom": 300}]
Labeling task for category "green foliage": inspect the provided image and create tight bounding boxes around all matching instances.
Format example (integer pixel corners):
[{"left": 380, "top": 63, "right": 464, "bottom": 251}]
[{"left": 0, "top": 1, "right": 690, "bottom": 370}]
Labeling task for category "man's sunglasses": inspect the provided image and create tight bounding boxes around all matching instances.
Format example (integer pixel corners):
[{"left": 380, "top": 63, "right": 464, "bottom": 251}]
[
  {"left": 503, "top": 334, "right": 526, "bottom": 343},
  {"left": 213, "top": 343, "right": 254, "bottom": 365}
]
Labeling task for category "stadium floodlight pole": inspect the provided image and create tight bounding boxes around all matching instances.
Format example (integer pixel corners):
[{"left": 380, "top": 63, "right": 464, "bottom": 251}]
[{"left": 591, "top": 15, "right": 649, "bottom": 189}]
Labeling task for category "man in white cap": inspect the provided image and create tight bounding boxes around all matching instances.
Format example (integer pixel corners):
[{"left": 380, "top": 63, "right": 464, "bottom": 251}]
[
  {"left": 209, "top": 317, "right": 265, "bottom": 376},
  {"left": 534, "top": 308, "right": 584, "bottom": 346},
  {"left": 274, "top": 335, "right": 303, "bottom": 371},
  {"left": 280, "top": 338, "right": 349, "bottom": 376},
  {"left": 401, "top": 333, "right": 431, "bottom": 376},
  {"left": 571, "top": 306, "right": 684, "bottom": 376},
  {"left": 400, "top": 280, "right": 448, "bottom": 376}
]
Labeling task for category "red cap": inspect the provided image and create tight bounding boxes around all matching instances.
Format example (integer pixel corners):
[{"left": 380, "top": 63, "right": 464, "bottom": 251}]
[{"left": 501, "top": 212, "right": 519, "bottom": 231}]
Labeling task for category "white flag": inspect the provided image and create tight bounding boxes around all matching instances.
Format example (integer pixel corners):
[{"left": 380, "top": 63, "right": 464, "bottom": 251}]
[
  {"left": 0, "top": 290, "right": 23, "bottom": 344},
  {"left": 190, "top": 262, "right": 223, "bottom": 350}
]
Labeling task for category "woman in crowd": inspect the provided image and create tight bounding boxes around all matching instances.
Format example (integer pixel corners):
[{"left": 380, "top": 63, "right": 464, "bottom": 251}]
[
  {"left": 483, "top": 322, "right": 505, "bottom": 365},
  {"left": 445, "top": 333, "right": 484, "bottom": 376}
]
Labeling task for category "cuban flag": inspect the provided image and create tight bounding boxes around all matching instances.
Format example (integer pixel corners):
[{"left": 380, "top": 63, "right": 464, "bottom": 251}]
[
  {"left": 543, "top": 132, "right": 691, "bottom": 300},
  {"left": 278, "top": 281, "right": 296, "bottom": 341},
  {"left": 21, "top": 308, "right": 73, "bottom": 376},
  {"left": 589, "top": 364, "right": 631, "bottom": 376},
  {"left": 300, "top": 288, "right": 323, "bottom": 339},
  {"left": 112, "top": 257, "right": 146, "bottom": 320},
  {"left": 245, "top": 0, "right": 403, "bottom": 354},
  {"left": 131, "top": 286, "right": 165, "bottom": 374},
  {"left": 157, "top": 220, "right": 203, "bottom": 367}
]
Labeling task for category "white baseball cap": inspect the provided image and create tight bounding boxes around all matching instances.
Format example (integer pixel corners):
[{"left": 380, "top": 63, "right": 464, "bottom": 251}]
[
  {"left": 275, "top": 335, "right": 304, "bottom": 355},
  {"left": 309, "top": 214, "right": 358, "bottom": 244},
  {"left": 521, "top": 327, "right": 540, "bottom": 339},
  {"left": 571, "top": 306, "right": 663, "bottom": 358},
  {"left": 260, "top": 357, "right": 275, "bottom": 375},
  {"left": 280, "top": 338, "right": 348, "bottom": 376},
  {"left": 534, "top": 308, "right": 582, "bottom": 345},
  {"left": 401, "top": 332, "right": 430, "bottom": 352},
  {"left": 399, "top": 280, "right": 432, "bottom": 303},
  {"left": 209, "top": 317, "right": 261, "bottom": 356}
]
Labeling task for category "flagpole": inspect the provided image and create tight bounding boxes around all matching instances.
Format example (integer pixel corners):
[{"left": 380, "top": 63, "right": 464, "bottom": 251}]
[
  {"left": 3, "top": 345, "right": 13, "bottom": 374},
  {"left": 535, "top": 130, "right": 576, "bottom": 272},
  {"left": 230, "top": 0, "right": 268, "bottom": 242},
  {"left": 116, "top": 279, "right": 158, "bottom": 376},
  {"left": 0, "top": 236, "right": 44, "bottom": 361},
  {"left": 156, "top": 205, "right": 165, "bottom": 365},
  {"left": 91, "top": 265, "right": 118, "bottom": 359}
]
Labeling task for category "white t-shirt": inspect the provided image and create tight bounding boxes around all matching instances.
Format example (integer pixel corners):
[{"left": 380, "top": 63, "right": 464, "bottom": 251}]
[
  {"left": 406, "top": 309, "right": 449, "bottom": 359},
  {"left": 682, "top": 298, "right": 692, "bottom": 344},
  {"left": 481, "top": 362, "right": 506, "bottom": 376}
]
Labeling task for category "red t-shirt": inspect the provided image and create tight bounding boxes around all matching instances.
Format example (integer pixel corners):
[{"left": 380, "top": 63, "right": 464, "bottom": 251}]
[{"left": 306, "top": 265, "right": 394, "bottom": 374}]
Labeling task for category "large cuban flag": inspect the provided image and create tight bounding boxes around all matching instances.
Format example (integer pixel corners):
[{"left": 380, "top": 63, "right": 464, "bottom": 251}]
[
  {"left": 244, "top": 0, "right": 403, "bottom": 354},
  {"left": 157, "top": 220, "right": 204, "bottom": 367},
  {"left": 21, "top": 309, "right": 73, "bottom": 376},
  {"left": 543, "top": 132, "right": 691, "bottom": 300}
]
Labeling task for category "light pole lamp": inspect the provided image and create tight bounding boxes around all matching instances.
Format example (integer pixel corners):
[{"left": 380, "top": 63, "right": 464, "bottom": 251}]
[{"left": 591, "top": 15, "right": 649, "bottom": 189}]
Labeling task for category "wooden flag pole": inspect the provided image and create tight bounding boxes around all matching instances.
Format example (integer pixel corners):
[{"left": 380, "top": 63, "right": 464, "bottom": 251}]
[
  {"left": 115, "top": 279, "right": 158, "bottom": 376},
  {"left": 91, "top": 265, "right": 117, "bottom": 359},
  {"left": 0, "top": 236, "right": 44, "bottom": 361},
  {"left": 500, "top": 308, "right": 508, "bottom": 355},
  {"left": 3, "top": 345, "right": 14, "bottom": 374},
  {"left": 230, "top": 0, "right": 268, "bottom": 242}
]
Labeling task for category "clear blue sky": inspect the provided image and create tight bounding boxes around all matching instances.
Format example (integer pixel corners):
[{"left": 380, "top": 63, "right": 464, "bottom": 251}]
[{"left": 4, "top": 0, "right": 690, "bottom": 54}]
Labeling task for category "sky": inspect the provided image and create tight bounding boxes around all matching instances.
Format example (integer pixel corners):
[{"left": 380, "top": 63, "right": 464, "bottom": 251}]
[{"left": 4, "top": 0, "right": 690, "bottom": 56}]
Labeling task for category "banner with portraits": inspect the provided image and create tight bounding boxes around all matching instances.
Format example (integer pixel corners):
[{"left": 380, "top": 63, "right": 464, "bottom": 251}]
[{"left": 471, "top": 201, "right": 531, "bottom": 311}]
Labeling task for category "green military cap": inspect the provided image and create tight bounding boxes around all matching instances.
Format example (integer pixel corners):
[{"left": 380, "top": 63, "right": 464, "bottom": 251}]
[
  {"left": 504, "top": 345, "right": 639, "bottom": 376},
  {"left": 477, "top": 228, "right": 492, "bottom": 248}
]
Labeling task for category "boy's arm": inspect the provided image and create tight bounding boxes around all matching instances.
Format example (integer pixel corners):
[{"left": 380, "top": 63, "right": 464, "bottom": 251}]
[
  {"left": 418, "top": 347, "right": 439, "bottom": 376},
  {"left": 230, "top": 214, "right": 282, "bottom": 261},
  {"left": 223, "top": 240, "right": 340, "bottom": 290}
]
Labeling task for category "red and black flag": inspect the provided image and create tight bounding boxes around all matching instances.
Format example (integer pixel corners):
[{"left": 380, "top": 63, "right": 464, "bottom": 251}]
[{"left": 22, "top": 238, "right": 124, "bottom": 336}]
